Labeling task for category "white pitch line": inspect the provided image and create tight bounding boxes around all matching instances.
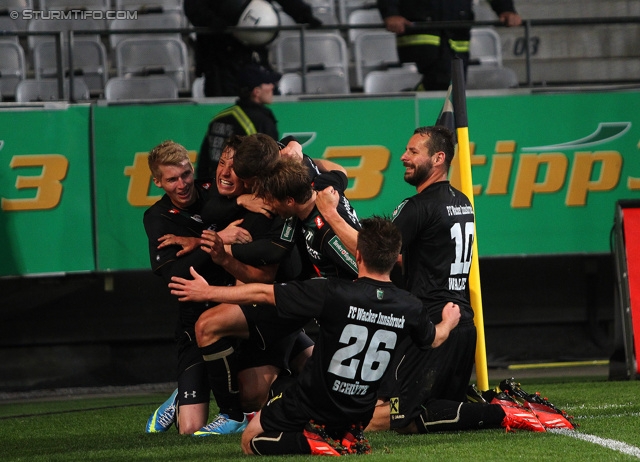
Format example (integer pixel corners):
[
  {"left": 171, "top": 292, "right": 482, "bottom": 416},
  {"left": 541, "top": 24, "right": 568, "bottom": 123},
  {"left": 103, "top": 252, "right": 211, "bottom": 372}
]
[{"left": 550, "top": 429, "right": 640, "bottom": 459}]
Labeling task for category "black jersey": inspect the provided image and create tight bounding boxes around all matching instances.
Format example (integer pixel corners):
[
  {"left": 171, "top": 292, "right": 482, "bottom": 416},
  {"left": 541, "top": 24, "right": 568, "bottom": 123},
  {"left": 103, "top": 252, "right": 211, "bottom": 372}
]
[
  {"left": 143, "top": 180, "right": 224, "bottom": 282},
  {"left": 298, "top": 170, "right": 361, "bottom": 279},
  {"left": 273, "top": 277, "right": 435, "bottom": 425},
  {"left": 143, "top": 180, "right": 234, "bottom": 330},
  {"left": 391, "top": 181, "right": 475, "bottom": 323}
]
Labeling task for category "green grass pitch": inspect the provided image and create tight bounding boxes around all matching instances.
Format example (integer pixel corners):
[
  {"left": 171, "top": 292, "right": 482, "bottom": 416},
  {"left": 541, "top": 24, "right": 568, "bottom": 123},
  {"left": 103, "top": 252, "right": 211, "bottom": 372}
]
[{"left": 2, "top": 376, "right": 640, "bottom": 461}]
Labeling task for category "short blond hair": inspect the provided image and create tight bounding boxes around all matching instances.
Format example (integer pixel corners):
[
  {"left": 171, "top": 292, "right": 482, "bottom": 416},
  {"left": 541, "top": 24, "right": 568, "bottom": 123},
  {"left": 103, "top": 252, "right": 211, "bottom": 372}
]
[{"left": 148, "top": 140, "right": 191, "bottom": 179}]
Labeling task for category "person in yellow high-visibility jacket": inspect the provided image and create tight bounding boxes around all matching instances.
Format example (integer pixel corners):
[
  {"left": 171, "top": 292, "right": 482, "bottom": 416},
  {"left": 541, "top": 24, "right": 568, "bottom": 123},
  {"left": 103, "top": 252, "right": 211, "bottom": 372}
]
[{"left": 377, "top": 0, "right": 521, "bottom": 91}]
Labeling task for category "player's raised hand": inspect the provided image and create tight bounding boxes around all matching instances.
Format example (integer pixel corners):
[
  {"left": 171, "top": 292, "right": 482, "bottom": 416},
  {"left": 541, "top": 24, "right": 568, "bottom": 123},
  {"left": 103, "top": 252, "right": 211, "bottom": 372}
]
[{"left": 315, "top": 186, "right": 340, "bottom": 216}]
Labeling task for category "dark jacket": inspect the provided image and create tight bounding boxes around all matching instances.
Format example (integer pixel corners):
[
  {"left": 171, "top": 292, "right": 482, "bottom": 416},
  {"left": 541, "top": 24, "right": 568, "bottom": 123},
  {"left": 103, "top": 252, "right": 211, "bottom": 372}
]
[
  {"left": 377, "top": 0, "right": 516, "bottom": 41},
  {"left": 196, "top": 98, "right": 279, "bottom": 179},
  {"left": 184, "top": 0, "right": 320, "bottom": 96}
]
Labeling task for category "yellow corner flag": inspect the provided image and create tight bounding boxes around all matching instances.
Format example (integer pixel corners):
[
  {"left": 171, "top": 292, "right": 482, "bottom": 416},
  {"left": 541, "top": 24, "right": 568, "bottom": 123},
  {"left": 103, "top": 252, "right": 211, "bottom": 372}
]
[{"left": 436, "top": 57, "right": 489, "bottom": 391}]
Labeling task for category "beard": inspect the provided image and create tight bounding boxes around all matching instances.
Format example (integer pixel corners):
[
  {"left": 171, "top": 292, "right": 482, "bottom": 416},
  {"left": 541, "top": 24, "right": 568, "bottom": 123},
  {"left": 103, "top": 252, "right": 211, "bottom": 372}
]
[{"left": 404, "top": 161, "right": 432, "bottom": 186}]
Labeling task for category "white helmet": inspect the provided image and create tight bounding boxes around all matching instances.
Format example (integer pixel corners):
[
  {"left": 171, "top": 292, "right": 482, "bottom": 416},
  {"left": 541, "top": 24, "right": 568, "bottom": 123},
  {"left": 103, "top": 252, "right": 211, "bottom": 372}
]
[{"left": 233, "top": 0, "right": 280, "bottom": 47}]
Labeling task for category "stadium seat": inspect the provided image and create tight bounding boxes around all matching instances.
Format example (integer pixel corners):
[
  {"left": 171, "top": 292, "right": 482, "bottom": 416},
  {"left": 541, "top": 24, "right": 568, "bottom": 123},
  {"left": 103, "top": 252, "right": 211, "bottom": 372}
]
[
  {"left": 278, "top": 72, "right": 302, "bottom": 95},
  {"left": 0, "top": 41, "right": 26, "bottom": 99},
  {"left": 353, "top": 29, "right": 399, "bottom": 87},
  {"left": 347, "top": 8, "right": 384, "bottom": 46},
  {"left": 338, "top": 0, "right": 378, "bottom": 24},
  {"left": 470, "top": 27, "right": 502, "bottom": 67},
  {"left": 279, "top": 70, "right": 350, "bottom": 95},
  {"left": 191, "top": 76, "right": 204, "bottom": 98},
  {"left": 108, "top": 10, "right": 184, "bottom": 49},
  {"left": 363, "top": 66, "right": 421, "bottom": 93},
  {"left": 15, "top": 77, "right": 90, "bottom": 102},
  {"left": 0, "top": 0, "right": 32, "bottom": 32},
  {"left": 104, "top": 75, "right": 179, "bottom": 101},
  {"left": 467, "top": 27, "right": 519, "bottom": 89},
  {"left": 0, "top": 16, "right": 20, "bottom": 43},
  {"left": 27, "top": 16, "right": 104, "bottom": 52},
  {"left": 114, "top": 36, "right": 190, "bottom": 91},
  {"left": 271, "top": 32, "right": 349, "bottom": 76},
  {"left": 33, "top": 39, "right": 108, "bottom": 94}
]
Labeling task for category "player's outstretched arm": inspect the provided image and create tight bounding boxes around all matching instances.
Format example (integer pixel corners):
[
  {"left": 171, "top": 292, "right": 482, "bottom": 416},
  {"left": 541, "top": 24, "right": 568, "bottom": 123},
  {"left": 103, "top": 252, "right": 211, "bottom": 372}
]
[
  {"left": 169, "top": 266, "right": 275, "bottom": 305},
  {"left": 431, "top": 302, "right": 461, "bottom": 348}
]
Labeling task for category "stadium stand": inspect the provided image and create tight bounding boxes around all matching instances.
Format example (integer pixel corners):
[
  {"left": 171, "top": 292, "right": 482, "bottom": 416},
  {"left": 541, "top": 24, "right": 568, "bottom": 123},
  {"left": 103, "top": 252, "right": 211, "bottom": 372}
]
[
  {"left": 33, "top": 39, "right": 108, "bottom": 94},
  {"left": 114, "top": 36, "right": 190, "bottom": 92}
]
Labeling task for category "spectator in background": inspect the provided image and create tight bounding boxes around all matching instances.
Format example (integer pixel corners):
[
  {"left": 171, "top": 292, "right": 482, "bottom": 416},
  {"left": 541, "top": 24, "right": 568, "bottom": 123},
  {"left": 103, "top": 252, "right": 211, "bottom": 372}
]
[
  {"left": 197, "top": 63, "right": 282, "bottom": 179},
  {"left": 377, "top": 0, "right": 521, "bottom": 91},
  {"left": 184, "top": 0, "right": 322, "bottom": 98}
]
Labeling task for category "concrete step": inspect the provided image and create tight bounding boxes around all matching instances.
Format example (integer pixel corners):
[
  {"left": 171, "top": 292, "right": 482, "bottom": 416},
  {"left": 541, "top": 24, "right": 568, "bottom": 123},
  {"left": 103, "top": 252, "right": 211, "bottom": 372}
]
[{"left": 496, "top": 23, "right": 640, "bottom": 84}]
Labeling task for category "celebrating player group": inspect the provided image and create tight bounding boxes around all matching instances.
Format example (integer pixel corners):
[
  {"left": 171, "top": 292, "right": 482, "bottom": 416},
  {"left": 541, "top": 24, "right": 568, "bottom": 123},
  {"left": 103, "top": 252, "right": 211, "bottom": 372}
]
[{"left": 143, "top": 126, "right": 574, "bottom": 457}]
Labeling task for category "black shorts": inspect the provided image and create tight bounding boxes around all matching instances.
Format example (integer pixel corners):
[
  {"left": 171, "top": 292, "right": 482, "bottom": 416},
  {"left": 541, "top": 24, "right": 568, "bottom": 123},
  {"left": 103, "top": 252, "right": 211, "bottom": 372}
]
[
  {"left": 237, "top": 329, "right": 313, "bottom": 373},
  {"left": 240, "top": 305, "right": 313, "bottom": 370},
  {"left": 260, "top": 386, "right": 371, "bottom": 438},
  {"left": 379, "top": 321, "right": 477, "bottom": 429},
  {"left": 175, "top": 329, "right": 210, "bottom": 405}
]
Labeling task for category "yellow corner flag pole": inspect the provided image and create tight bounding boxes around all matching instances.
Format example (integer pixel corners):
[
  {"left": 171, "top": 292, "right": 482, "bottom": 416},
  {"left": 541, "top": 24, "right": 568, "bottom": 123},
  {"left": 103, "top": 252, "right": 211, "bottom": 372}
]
[{"left": 451, "top": 57, "right": 489, "bottom": 391}]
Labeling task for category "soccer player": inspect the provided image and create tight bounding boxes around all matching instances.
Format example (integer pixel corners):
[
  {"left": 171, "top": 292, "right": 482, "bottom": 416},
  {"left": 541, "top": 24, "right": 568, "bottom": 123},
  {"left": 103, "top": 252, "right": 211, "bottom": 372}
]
[
  {"left": 169, "top": 216, "right": 462, "bottom": 455},
  {"left": 315, "top": 126, "right": 549, "bottom": 433},
  {"left": 144, "top": 138, "right": 312, "bottom": 436}
]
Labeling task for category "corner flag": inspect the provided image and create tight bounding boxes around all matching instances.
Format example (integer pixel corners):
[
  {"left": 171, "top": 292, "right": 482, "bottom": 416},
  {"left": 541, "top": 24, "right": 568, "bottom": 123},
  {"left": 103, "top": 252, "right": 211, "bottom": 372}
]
[{"left": 436, "top": 57, "right": 489, "bottom": 391}]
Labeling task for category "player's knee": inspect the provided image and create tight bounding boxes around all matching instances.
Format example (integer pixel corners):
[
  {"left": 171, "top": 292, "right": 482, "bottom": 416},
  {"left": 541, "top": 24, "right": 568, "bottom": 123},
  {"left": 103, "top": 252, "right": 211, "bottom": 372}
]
[{"left": 194, "top": 315, "right": 219, "bottom": 347}]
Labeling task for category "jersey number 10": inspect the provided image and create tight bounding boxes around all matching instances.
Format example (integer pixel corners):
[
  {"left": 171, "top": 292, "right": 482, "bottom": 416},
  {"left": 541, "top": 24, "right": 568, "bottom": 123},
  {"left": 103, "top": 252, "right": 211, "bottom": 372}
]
[{"left": 450, "top": 222, "right": 474, "bottom": 276}]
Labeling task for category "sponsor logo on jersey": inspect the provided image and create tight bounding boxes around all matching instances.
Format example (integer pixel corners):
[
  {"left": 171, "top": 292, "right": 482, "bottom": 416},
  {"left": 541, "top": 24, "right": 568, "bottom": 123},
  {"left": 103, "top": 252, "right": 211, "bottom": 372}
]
[
  {"left": 201, "top": 182, "right": 212, "bottom": 190},
  {"left": 376, "top": 288, "right": 384, "bottom": 300},
  {"left": 329, "top": 236, "right": 358, "bottom": 273},
  {"left": 184, "top": 391, "right": 197, "bottom": 399},
  {"left": 191, "top": 214, "right": 203, "bottom": 223},
  {"left": 315, "top": 215, "right": 325, "bottom": 229},
  {"left": 391, "top": 200, "right": 409, "bottom": 221},
  {"left": 169, "top": 208, "right": 180, "bottom": 215},
  {"left": 390, "top": 397, "right": 400, "bottom": 415},
  {"left": 280, "top": 217, "right": 295, "bottom": 242}
]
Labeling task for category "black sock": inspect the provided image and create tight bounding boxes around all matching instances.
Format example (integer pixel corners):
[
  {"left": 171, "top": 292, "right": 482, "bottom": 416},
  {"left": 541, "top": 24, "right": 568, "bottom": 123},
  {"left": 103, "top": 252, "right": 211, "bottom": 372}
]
[
  {"left": 416, "top": 400, "right": 506, "bottom": 433},
  {"left": 199, "top": 339, "right": 243, "bottom": 421},
  {"left": 250, "top": 431, "right": 310, "bottom": 455}
]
